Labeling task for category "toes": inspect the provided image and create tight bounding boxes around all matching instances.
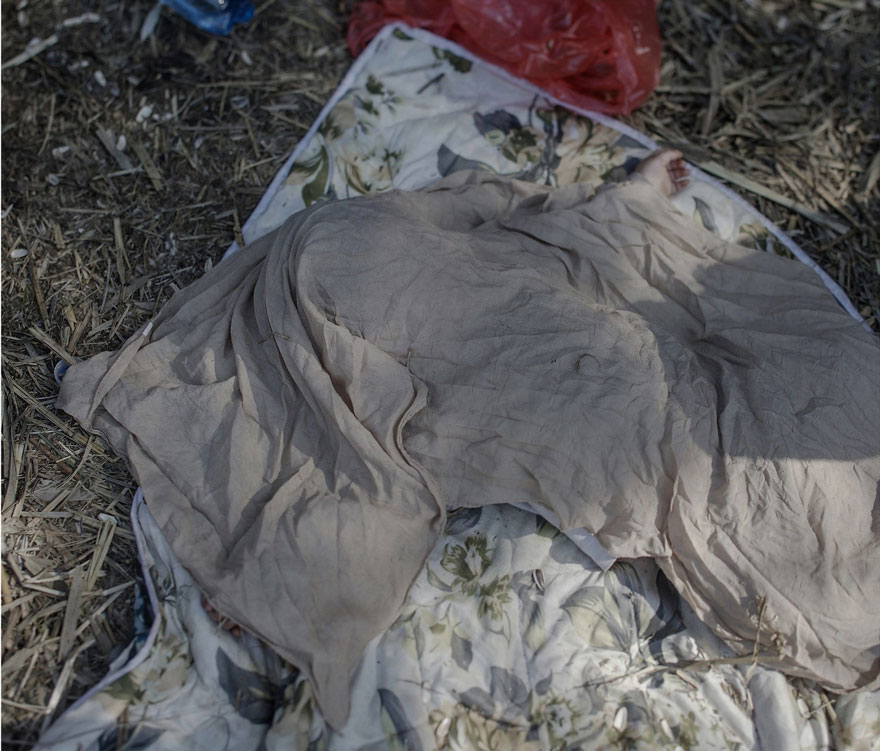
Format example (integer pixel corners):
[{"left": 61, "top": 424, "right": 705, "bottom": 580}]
[
  {"left": 667, "top": 158, "right": 691, "bottom": 192},
  {"left": 634, "top": 148, "right": 691, "bottom": 197},
  {"left": 655, "top": 148, "right": 684, "bottom": 166},
  {"left": 202, "top": 593, "right": 242, "bottom": 636}
]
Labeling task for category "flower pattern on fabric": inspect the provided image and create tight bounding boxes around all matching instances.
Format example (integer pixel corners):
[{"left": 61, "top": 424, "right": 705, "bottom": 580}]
[
  {"left": 248, "top": 32, "right": 771, "bottom": 247},
  {"left": 38, "top": 500, "right": 872, "bottom": 751},
  {"left": 440, "top": 534, "right": 492, "bottom": 590}
]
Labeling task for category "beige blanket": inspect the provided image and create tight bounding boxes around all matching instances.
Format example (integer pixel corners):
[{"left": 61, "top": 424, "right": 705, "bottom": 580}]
[{"left": 58, "top": 173, "right": 880, "bottom": 727}]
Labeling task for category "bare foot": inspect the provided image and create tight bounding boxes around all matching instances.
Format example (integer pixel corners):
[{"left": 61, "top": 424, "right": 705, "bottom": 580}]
[
  {"left": 635, "top": 149, "right": 690, "bottom": 197},
  {"left": 201, "top": 593, "right": 242, "bottom": 637}
]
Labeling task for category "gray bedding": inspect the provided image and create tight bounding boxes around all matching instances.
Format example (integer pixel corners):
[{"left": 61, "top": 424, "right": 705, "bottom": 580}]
[{"left": 58, "top": 172, "right": 880, "bottom": 727}]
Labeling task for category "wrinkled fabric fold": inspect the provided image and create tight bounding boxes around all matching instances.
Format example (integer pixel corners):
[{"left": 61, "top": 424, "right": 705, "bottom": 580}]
[{"left": 58, "top": 172, "right": 880, "bottom": 726}]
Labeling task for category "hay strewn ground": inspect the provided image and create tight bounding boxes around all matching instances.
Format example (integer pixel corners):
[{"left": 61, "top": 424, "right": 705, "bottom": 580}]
[{"left": 2, "top": 0, "right": 877, "bottom": 746}]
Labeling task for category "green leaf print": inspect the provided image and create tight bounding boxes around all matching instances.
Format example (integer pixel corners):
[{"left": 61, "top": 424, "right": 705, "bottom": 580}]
[
  {"left": 501, "top": 127, "right": 539, "bottom": 163},
  {"left": 676, "top": 711, "right": 699, "bottom": 751},
  {"left": 441, "top": 534, "right": 491, "bottom": 583},
  {"left": 104, "top": 672, "right": 142, "bottom": 703},
  {"left": 301, "top": 146, "right": 329, "bottom": 207},
  {"left": 357, "top": 96, "right": 378, "bottom": 116},
  {"left": 366, "top": 74, "right": 385, "bottom": 95},
  {"left": 318, "top": 110, "right": 346, "bottom": 140},
  {"left": 535, "top": 515, "right": 561, "bottom": 539},
  {"left": 432, "top": 47, "right": 472, "bottom": 73},
  {"left": 478, "top": 575, "right": 512, "bottom": 620}
]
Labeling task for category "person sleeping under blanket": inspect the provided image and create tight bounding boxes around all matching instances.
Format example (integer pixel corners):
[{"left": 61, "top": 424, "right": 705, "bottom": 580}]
[{"left": 57, "top": 150, "right": 880, "bottom": 729}]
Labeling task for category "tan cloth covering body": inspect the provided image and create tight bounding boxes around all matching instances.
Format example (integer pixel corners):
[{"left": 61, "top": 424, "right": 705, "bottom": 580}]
[{"left": 58, "top": 174, "right": 880, "bottom": 727}]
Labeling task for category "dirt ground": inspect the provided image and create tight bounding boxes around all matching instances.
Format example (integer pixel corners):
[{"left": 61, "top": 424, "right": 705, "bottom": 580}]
[{"left": 2, "top": 0, "right": 878, "bottom": 746}]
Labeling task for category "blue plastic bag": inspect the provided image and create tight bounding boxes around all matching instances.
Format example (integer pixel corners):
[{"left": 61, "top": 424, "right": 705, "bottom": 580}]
[{"left": 160, "top": 0, "right": 254, "bottom": 35}]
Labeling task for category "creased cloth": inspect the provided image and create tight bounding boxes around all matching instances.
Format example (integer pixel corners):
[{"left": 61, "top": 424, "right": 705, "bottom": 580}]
[{"left": 58, "top": 173, "right": 880, "bottom": 727}]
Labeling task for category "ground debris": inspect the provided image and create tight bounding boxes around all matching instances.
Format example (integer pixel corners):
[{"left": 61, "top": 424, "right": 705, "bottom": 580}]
[{"left": 1, "top": 0, "right": 350, "bottom": 745}]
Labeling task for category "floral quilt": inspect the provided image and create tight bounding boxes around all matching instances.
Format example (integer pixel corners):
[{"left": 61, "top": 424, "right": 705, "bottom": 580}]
[
  {"left": 38, "top": 25, "right": 878, "bottom": 751},
  {"left": 37, "top": 501, "right": 880, "bottom": 751},
  {"left": 241, "top": 29, "right": 787, "bottom": 258}
]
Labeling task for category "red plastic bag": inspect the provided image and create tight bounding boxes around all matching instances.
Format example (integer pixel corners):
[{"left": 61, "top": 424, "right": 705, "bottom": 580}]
[{"left": 347, "top": 0, "right": 661, "bottom": 115}]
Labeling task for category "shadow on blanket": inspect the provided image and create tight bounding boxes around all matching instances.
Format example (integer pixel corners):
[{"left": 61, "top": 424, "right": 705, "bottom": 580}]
[{"left": 56, "top": 171, "right": 880, "bottom": 728}]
